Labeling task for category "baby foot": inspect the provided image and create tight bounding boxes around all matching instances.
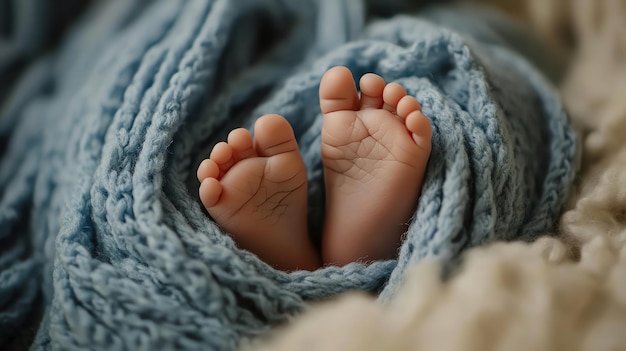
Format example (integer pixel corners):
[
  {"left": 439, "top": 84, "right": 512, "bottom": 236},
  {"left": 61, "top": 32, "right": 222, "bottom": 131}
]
[
  {"left": 319, "top": 66, "right": 432, "bottom": 266},
  {"left": 197, "top": 114, "right": 320, "bottom": 271}
]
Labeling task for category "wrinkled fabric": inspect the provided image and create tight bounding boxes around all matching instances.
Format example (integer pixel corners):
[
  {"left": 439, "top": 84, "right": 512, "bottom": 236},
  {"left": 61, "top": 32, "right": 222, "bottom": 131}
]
[{"left": 0, "top": 1, "right": 577, "bottom": 350}]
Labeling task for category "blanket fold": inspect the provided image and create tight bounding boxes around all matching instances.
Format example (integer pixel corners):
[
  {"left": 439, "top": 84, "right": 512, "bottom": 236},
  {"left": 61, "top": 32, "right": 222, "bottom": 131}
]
[{"left": 0, "top": 1, "right": 577, "bottom": 350}]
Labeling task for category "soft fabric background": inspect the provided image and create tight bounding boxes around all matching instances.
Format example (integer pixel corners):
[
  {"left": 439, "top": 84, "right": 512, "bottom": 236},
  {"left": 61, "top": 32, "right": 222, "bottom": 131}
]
[
  {"left": 254, "top": 0, "right": 626, "bottom": 350},
  {"left": 1, "top": 0, "right": 619, "bottom": 350}
]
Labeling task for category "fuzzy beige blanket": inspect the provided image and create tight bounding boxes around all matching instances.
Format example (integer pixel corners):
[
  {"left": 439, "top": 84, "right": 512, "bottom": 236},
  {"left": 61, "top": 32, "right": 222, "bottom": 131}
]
[{"left": 252, "top": 1, "right": 626, "bottom": 350}]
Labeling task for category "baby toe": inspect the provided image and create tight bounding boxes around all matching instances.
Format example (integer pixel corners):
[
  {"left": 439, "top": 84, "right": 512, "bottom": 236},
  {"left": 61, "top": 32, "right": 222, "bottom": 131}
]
[
  {"left": 382, "top": 82, "right": 407, "bottom": 112},
  {"left": 210, "top": 141, "right": 235, "bottom": 175},
  {"left": 228, "top": 128, "right": 255, "bottom": 161},
  {"left": 396, "top": 95, "right": 421, "bottom": 119},
  {"left": 199, "top": 177, "right": 223, "bottom": 208},
  {"left": 406, "top": 110, "right": 432, "bottom": 152},
  {"left": 359, "top": 73, "right": 386, "bottom": 109},
  {"left": 254, "top": 114, "right": 299, "bottom": 157},
  {"left": 319, "top": 66, "right": 360, "bottom": 114},
  {"left": 197, "top": 159, "right": 219, "bottom": 182}
]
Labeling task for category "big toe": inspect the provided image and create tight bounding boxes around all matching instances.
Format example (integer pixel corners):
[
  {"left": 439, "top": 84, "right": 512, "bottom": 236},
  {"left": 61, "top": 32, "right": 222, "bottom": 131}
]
[
  {"left": 319, "top": 66, "right": 359, "bottom": 114},
  {"left": 254, "top": 114, "right": 299, "bottom": 157}
]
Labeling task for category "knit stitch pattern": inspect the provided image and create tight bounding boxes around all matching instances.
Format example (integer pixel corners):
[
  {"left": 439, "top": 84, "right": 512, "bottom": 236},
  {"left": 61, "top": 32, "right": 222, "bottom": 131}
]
[{"left": 0, "top": 1, "right": 577, "bottom": 350}]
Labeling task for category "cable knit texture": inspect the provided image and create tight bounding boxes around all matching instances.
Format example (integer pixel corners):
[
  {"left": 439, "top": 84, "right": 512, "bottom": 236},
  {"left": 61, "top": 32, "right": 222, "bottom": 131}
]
[
  {"left": 0, "top": 1, "right": 577, "bottom": 350},
  {"left": 256, "top": 0, "right": 626, "bottom": 350}
]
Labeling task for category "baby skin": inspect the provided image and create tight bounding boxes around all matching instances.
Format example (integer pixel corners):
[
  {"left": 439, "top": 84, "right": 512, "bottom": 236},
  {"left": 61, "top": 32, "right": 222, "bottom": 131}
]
[{"left": 197, "top": 66, "right": 431, "bottom": 271}]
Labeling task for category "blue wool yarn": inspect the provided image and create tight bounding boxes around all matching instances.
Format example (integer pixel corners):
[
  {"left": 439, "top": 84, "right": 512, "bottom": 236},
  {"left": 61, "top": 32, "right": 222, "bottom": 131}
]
[{"left": 0, "top": 0, "right": 577, "bottom": 350}]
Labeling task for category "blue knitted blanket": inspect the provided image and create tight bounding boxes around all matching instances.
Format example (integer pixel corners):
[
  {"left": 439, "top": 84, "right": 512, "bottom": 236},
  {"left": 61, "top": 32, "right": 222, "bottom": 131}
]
[{"left": 0, "top": 1, "right": 577, "bottom": 350}]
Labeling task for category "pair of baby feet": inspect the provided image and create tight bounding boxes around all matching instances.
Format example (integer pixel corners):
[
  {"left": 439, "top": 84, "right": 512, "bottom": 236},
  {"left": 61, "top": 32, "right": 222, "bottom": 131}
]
[{"left": 197, "top": 66, "right": 432, "bottom": 271}]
